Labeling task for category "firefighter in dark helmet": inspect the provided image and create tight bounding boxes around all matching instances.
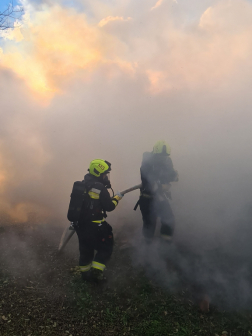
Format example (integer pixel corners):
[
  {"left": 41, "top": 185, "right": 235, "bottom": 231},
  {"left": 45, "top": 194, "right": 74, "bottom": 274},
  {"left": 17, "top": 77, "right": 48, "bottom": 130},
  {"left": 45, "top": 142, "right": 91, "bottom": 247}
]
[
  {"left": 135, "top": 141, "right": 178, "bottom": 242},
  {"left": 76, "top": 159, "right": 123, "bottom": 282}
]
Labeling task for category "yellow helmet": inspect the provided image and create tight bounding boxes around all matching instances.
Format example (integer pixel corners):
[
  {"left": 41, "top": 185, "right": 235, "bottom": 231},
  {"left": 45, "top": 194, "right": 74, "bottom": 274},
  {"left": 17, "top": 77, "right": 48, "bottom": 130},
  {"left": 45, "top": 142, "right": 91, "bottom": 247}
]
[
  {"left": 153, "top": 140, "right": 171, "bottom": 155},
  {"left": 89, "top": 159, "right": 111, "bottom": 177}
]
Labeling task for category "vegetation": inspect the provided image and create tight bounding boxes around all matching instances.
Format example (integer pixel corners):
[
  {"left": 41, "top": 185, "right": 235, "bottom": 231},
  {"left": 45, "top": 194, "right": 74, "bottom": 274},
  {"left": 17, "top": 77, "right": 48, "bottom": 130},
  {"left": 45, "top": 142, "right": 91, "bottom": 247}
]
[{"left": 0, "top": 223, "right": 251, "bottom": 335}]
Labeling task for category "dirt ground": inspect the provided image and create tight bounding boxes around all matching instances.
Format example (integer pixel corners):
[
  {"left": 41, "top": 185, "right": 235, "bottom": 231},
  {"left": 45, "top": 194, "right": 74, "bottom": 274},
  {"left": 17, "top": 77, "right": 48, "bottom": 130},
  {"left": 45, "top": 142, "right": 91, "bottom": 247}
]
[{"left": 0, "top": 219, "right": 252, "bottom": 336}]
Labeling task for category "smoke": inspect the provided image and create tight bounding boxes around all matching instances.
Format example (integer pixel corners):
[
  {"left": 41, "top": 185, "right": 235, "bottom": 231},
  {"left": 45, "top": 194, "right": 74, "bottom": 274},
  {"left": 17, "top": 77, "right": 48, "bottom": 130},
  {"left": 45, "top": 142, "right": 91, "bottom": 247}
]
[{"left": 1, "top": 0, "right": 252, "bottom": 307}]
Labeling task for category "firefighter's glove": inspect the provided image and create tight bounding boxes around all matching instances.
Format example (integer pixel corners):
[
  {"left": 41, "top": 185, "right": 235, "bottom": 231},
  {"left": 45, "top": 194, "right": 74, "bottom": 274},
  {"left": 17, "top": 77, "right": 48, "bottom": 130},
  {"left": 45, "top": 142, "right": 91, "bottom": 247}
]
[
  {"left": 161, "top": 184, "right": 171, "bottom": 192},
  {"left": 114, "top": 192, "right": 124, "bottom": 201}
]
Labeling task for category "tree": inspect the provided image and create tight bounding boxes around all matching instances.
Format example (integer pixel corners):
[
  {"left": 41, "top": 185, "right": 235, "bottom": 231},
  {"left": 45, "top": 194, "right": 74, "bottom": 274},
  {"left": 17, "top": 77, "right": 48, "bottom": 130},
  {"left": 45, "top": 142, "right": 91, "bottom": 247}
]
[{"left": 0, "top": 1, "right": 23, "bottom": 31}]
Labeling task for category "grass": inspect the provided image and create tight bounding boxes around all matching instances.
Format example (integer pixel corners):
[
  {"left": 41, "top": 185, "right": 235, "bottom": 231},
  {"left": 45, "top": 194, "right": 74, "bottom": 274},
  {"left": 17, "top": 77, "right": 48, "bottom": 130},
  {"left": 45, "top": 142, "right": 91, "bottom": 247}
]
[
  {"left": 1, "top": 223, "right": 252, "bottom": 336},
  {"left": 71, "top": 269, "right": 252, "bottom": 336}
]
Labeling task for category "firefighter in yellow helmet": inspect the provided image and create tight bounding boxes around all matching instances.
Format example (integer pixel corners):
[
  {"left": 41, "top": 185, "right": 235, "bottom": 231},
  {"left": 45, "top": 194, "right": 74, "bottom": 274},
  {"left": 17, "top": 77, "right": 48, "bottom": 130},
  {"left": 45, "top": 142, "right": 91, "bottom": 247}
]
[
  {"left": 75, "top": 159, "right": 123, "bottom": 282},
  {"left": 135, "top": 141, "right": 178, "bottom": 242}
]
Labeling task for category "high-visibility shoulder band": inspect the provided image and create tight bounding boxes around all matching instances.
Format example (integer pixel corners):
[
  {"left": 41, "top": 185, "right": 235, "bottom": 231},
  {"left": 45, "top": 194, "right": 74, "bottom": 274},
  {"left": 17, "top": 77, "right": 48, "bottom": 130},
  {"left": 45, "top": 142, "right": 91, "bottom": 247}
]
[
  {"left": 88, "top": 191, "right": 100, "bottom": 199},
  {"left": 112, "top": 200, "right": 118, "bottom": 207},
  {"left": 79, "top": 263, "right": 92, "bottom": 272},
  {"left": 92, "top": 261, "right": 106, "bottom": 271},
  {"left": 92, "top": 219, "right": 105, "bottom": 223},
  {"left": 91, "top": 188, "right": 101, "bottom": 194}
]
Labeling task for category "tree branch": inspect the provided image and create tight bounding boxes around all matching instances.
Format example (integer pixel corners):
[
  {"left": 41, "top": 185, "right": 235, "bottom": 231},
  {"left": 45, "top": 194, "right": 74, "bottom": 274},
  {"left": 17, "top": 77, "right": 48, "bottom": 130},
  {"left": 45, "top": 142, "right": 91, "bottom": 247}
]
[{"left": 0, "top": 1, "right": 24, "bottom": 31}]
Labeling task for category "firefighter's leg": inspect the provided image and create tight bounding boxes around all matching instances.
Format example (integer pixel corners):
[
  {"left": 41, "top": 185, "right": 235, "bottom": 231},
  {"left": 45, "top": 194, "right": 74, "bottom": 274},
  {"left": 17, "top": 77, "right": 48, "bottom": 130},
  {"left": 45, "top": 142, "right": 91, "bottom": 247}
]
[
  {"left": 91, "top": 222, "right": 114, "bottom": 281},
  {"left": 76, "top": 226, "right": 95, "bottom": 281},
  {"left": 139, "top": 197, "right": 157, "bottom": 242},
  {"left": 159, "top": 199, "right": 175, "bottom": 241}
]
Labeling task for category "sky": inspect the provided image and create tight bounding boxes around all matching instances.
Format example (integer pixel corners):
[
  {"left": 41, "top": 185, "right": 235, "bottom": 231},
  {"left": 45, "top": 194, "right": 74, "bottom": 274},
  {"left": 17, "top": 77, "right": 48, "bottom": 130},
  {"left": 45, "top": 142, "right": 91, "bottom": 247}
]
[{"left": 0, "top": 0, "right": 252, "bottom": 234}]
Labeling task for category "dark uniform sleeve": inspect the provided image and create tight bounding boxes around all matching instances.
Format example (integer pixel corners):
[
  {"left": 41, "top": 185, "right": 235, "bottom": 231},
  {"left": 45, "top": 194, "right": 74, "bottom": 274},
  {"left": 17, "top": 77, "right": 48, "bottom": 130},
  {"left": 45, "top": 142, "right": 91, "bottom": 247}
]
[
  {"left": 159, "top": 156, "right": 178, "bottom": 184},
  {"left": 100, "top": 187, "right": 118, "bottom": 212}
]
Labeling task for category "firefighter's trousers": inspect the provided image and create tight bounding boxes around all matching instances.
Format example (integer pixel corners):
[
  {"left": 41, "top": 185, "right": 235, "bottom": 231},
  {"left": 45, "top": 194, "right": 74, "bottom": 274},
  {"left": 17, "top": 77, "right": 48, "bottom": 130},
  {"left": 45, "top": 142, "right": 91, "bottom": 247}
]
[
  {"left": 76, "top": 221, "right": 113, "bottom": 273},
  {"left": 139, "top": 196, "right": 175, "bottom": 240}
]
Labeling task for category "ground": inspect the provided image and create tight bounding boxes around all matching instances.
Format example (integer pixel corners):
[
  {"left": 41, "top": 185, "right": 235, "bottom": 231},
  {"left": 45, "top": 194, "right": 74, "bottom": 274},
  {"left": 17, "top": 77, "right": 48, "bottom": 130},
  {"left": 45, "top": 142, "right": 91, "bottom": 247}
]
[{"left": 0, "top": 220, "right": 252, "bottom": 336}]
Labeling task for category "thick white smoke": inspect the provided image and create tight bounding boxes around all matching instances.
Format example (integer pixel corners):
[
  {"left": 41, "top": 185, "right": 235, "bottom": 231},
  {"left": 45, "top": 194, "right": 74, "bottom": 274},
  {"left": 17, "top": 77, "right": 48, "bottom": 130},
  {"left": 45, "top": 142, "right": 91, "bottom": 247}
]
[{"left": 1, "top": 0, "right": 252, "bottom": 307}]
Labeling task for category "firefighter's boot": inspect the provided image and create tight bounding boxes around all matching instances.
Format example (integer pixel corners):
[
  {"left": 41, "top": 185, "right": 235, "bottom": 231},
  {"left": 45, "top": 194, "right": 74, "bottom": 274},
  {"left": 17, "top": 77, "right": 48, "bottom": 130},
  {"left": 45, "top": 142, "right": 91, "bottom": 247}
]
[
  {"left": 90, "top": 268, "right": 106, "bottom": 283},
  {"left": 81, "top": 270, "right": 91, "bottom": 282},
  {"left": 79, "top": 264, "right": 92, "bottom": 282}
]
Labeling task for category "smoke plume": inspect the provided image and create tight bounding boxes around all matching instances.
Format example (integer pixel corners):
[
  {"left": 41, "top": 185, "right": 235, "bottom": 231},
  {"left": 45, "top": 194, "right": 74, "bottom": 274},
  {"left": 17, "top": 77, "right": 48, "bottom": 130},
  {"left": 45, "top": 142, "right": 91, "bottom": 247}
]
[{"left": 1, "top": 0, "right": 252, "bottom": 307}]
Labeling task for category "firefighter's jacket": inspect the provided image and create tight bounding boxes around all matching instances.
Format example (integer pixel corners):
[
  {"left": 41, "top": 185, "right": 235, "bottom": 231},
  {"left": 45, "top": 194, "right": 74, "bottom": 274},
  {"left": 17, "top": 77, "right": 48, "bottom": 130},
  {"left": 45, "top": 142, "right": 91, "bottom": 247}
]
[
  {"left": 140, "top": 152, "right": 178, "bottom": 197},
  {"left": 79, "top": 173, "right": 118, "bottom": 223}
]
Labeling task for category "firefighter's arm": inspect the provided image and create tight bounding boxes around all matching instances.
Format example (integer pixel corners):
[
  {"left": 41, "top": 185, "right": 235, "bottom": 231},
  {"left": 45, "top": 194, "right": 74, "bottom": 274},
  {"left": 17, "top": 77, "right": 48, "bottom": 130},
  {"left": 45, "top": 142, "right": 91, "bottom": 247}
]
[
  {"left": 162, "top": 157, "right": 178, "bottom": 183},
  {"left": 100, "top": 188, "right": 122, "bottom": 212}
]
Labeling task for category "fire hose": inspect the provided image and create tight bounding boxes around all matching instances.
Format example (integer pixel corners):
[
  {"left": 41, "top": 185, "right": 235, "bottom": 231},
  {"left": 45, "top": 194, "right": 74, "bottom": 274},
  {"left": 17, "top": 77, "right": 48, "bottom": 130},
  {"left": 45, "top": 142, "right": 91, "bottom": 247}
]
[{"left": 58, "top": 183, "right": 142, "bottom": 252}]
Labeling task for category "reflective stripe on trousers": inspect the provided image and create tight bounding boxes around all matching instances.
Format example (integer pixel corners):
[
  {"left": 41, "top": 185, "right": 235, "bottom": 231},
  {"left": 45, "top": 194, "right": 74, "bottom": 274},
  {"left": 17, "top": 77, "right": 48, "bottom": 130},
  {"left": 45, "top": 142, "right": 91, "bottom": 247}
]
[
  {"left": 79, "top": 263, "right": 92, "bottom": 272},
  {"left": 92, "top": 261, "right": 106, "bottom": 271}
]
